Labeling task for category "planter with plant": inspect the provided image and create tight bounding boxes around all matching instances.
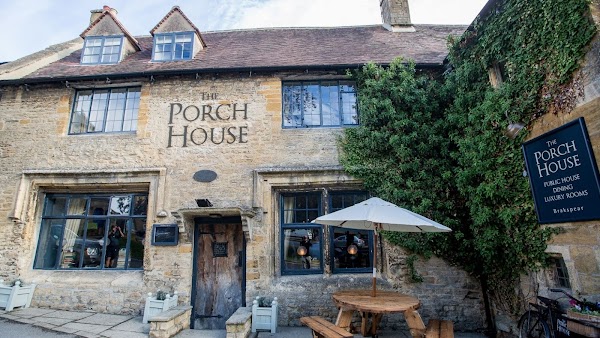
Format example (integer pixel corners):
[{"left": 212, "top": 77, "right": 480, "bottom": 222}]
[
  {"left": 251, "top": 296, "right": 278, "bottom": 333},
  {"left": 142, "top": 290, "right": 179, "bottom": 323},
  {"left": 0, "top": 279, "right": 36, "bottom": 311}
]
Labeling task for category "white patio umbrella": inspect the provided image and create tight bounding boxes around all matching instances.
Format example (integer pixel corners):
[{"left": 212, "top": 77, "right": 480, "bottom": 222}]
[{"left": 312, "top": 197, "right": 451, "bottom": 297}]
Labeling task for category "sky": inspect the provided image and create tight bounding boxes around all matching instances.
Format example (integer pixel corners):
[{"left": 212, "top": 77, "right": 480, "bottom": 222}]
[{"left": 0, "top": 0, "right": 488, "bottom": 62}]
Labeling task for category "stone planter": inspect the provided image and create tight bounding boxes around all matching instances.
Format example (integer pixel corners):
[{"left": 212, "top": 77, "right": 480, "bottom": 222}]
[
  {"left": 251, "top": 296, "right": 278, "bottom": 333},
  {"left": 0, "top": 280, "right": 36, "bottom": 311},
  {"left": 143, "top": 291, "right": 179, "bottom": 324}
]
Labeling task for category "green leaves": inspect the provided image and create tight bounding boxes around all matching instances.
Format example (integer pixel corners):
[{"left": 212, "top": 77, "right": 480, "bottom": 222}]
[{"left": 340, "top": 0, "right": 596, "bottom": 301}]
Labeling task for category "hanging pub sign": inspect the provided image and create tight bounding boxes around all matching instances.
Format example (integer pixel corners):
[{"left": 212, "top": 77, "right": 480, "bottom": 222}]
[{"left": 522, "top": 117, "right": 600, "bottom": 224}]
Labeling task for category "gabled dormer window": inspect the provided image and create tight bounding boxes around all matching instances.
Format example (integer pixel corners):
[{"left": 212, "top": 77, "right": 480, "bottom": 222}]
[
  {"left": 152, "top": 32, "right": 194, "bottom": 61},
  {"left": 81, "top": 36, "right": 123, "bottom": 64}
]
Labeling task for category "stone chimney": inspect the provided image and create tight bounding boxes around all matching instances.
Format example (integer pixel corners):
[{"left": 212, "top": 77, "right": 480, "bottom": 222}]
[
  {"left": 90, "top": 5, "right": 118, "bottom": 24},
  {"left": 380, "top": 0, "right": 415, "bottom": 32}
]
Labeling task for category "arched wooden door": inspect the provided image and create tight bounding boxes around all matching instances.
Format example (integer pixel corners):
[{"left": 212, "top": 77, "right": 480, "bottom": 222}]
[{"left": 191, "top": 216, "right": 245, "bottom": 329}]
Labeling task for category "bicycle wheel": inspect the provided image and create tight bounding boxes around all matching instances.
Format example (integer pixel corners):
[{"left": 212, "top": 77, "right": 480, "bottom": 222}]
[{"left": 518, "top": 311, "right": 551, "bottom": 338}]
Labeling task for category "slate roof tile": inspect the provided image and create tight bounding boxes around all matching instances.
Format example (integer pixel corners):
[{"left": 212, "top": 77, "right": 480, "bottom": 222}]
[{"left": 24, "top": 24, "right": 466, "bottom": 80}]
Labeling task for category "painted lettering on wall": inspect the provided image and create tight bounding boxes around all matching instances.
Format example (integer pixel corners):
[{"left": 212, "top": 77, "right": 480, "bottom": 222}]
[{"left": 167, "top": 92, "right": 249, "bottom": 147}]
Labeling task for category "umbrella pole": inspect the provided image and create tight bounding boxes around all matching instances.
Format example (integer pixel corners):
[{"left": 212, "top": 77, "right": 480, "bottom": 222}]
[{"left": 372, "top": 230, "right": 377, "bottom": 297}]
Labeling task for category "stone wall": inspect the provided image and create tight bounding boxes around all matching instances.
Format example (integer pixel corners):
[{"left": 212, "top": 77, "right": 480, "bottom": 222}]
[{"left": 0, "top": 71, "right": 485, "bottom": 330}]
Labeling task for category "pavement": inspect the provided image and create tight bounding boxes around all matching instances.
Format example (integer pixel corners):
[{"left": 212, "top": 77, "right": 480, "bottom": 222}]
[{"left": 0, "top": 307, "right": 488, "bottom": 338}]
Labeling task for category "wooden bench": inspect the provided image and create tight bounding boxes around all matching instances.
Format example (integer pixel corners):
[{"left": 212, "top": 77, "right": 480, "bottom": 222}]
[
  {"left": 425, "top": 319, "right": 453, "bottom": 338},
  {"left": 404, "top": 309, "right": 454, "bottom": 338},
  {"left": 300, "top": 316, "right": 353, "bottom": 338}
]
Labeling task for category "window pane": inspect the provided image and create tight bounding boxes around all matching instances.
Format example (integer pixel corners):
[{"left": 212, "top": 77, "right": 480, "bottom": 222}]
[
  {"left": 281, "top": 81, "right": 358, "bottom": 128},
  {"left": 33, "top": 219, "right": 63, "bottom": 269},
  {"left": 282, "top": 228, "right": 322, "bottom": 272},
  {"left": 303, "top": 83, "right": 321, "bottom": 126},
  {"left": 321, "top": 82, "right": 340, "bottom": 126},
  {"left": 331, "top": 227, "right": 372, "bottom": 270},
  {"left": 59, "top": 219, "right": 85, "bottom": 269},
  {"left": 67, "top": 197, "right": 87, "bottom": 215},
  {"left": 128, "top": 218, "right": 146, "bottom": 269},
  {"left": 106, "top": 219, "right": 127, "bottom": 268},
  {"left": 36, "top": 193, "right": 147, "bottom": 271},
  {"left": 106, "top": 89, "right": 126, "bottom": 132},
  {"left": 282, "top": 85, "right": 302, "bottom": 127},
  {"left": 88, "top": 90, "right": 109, "bottom": 132},
  {"left": 44, "top": 197, "right": 67, "bottom": 216},
  {"left": 70, "top": 91, "right": 92, "bottom": 134},
  {"left": 70, "top": 87, "right": 140, "bottom": 134},
  {"left": 82, "top": 219, "right": 104, "bottom": 268},
  {"left": 110, "top": 196, "right": 132, "bottom": 215}
]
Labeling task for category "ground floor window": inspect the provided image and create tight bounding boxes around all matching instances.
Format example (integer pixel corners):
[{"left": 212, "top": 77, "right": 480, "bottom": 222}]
[
  {"left": 33, "top": 193, "right": 147, "bottom": 270},
  {"left": 280, "top": 190, "right": 373, "bottom": 275},
  {"left": 549, "top": 255, "right": 571, "bottom": 288}
]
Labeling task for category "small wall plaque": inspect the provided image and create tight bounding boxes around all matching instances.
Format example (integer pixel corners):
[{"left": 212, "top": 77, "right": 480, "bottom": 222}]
[
  {"left": 151, "top": 224, "right": 178, "bottom": 246},
  {"left": 193, "top": 170, "right": 218, "bottom": 182}
]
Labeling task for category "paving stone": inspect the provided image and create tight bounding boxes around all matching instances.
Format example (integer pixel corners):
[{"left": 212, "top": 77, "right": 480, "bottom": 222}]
[
  {"left": 75, "top": 313, "right": 132, "bottom": 326},
  {"left": 110, "top": 317, "right": 149, "bottom": 333},
  {"left": 34, "top": 316, "right": 75, "bottom": 326},
  {"left": 52, "top": 326, "right": 81, "bottom": 334},
  {"left": 63, "top": 322, "right": 110, "bottom": 334},
  {"left": 32, "top": 321, "right": 57, "bottom": 329},
  {"left": 13, "top": 318, "right": 35, "bottom": 324},
  {"left": 0, "top": 314, "right": 20, "bottom": 320},
  {"left": 41, "top": 310, "right": 95, "bottom": 320},
  {"left": 100, "top": 329, "right": 149, "bottom": 338},
  {"left": 74, "top": 331, "right": 101, "bottom": 338},
  {"left": 10, "top": 308, "right": 57, "bottom": 318}
]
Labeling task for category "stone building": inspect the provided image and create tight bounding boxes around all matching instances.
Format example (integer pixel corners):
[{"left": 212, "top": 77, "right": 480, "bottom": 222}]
[{"left": 0, "top": 0, "right": 486, "bottom": 332}]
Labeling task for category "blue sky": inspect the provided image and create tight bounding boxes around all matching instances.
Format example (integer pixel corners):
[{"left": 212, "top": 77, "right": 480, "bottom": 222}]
[{"left": 0, "top": 0, "right": 488, "bottom": 62}]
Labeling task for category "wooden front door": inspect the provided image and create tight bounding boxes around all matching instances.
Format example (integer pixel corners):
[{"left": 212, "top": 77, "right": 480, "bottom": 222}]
[{"left": 192, "top": 217, "right": 245, "bottom": 330}]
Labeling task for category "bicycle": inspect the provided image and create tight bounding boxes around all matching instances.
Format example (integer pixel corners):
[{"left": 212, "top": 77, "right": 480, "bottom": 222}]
[{"left": 518, "top": 288, "right": 600, "bottom": 338}]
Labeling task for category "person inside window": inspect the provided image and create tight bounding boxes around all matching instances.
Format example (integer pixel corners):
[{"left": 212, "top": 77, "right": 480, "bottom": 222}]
[
  {"left": 299, "top": 236, "right": 312, "bottom": 269},
  {"left": 105, "top": 222, "right": 125, "bottom": 268}
]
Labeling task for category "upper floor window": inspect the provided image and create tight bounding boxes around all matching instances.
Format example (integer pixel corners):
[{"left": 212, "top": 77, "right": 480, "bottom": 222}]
[
  {"left": 282, "top": 80, "right": 358, "bottom": 128},
  {"left": 280, "top": 190, "right": 372, "bottom": 276},
  {"left": 152, "top": 32, "right": 194, "bottom": 61},
  {"left": 34, "top": 193, "right": 147, "bottom": 270},
  {"left": 81, "top": 36, "right": 123, "bottom": 64},
  {"left": 69, "top": 87, "right": 141, "bottom": 134}
]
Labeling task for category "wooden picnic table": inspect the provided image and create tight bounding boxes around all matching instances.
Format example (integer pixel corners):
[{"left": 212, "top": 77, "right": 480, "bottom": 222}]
[{"left": 332, "top": 290, "right": 421, "bottom": 337}]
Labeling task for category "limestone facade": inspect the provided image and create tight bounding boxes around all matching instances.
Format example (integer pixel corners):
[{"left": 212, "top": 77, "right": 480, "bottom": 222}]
[{"left": 0, "top": 2, "right": 486, "bottom": 332}]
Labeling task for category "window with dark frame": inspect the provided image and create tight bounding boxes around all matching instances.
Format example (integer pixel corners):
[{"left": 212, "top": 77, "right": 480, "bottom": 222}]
[
  {"left": 280, "top": 190, "right": 372, "bottom": 275},
  {"left": 81, "top": 36, "right": 123, "bottom": 64},
  {"left": 69, "top": 87, "right": 141, "bottom": 134},
  {"left": 33, "top": 193, "right": 147, "bottom": 270},
  {"left": 282, "top": 80, "right": 358, "bottom": 128},
  {"left": 551, "top": 256, "right": 571, "bottom": 288},
  {"left": 329, "top": 191, "right": 373, "bottom": 273},
  {"left": 152, "top": 32, "right": 194, "bottom": 61}
]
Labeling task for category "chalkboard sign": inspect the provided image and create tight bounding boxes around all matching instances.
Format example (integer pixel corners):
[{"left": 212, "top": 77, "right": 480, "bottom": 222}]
[{"left": 151, "top": 224, "right": 178, "bottom": 246}]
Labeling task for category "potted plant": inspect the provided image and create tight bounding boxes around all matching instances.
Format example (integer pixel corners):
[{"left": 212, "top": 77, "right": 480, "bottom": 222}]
[
  {"left": 142, "top": 290, "right": 179, "bottom": 323},
  {"left": 566, "top": 297, "right": 600, "bottom": 336},
  {"left": 251, "top": 296, "right": 278, "bottom": 333},
  {"left": 0, "top": 279, "right": 36, "bottom": 311}
]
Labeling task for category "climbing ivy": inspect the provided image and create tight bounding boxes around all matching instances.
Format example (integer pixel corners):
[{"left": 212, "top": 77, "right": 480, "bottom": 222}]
[{"left": 340, "top": 0, "right": 596, "bottom": 317}]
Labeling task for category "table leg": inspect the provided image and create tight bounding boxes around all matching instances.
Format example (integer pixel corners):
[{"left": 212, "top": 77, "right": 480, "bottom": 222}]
[
  {"left": 335, "top": 308, "right": 354, "bottom": 332},
  {"left": 370, "top": 313, "right": 383, "bottom": 336},
  {"left": 360, "top": 311, "right": 369, "bottom": 336},
  {"left": 404, "top": 309, "right": 426, "bottom": 338}
]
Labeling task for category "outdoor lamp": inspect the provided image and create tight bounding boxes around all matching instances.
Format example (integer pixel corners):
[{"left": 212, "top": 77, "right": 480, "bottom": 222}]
[
  {"left": 503, "top": 111, "right": 525, "bottom": 139},
  {"left": 347, "top": 244, "right": 358, "bottom": 255},
  {"left": 297, "top": 246, "right": 308, "bottom": 256},
  {"left": 506, "top": 122, "right": 525, "bottom": 139}
]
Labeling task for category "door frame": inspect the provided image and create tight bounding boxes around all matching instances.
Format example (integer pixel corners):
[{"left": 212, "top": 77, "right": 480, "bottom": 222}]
[{"left": 190, "top": 216, "right": 246, "bottom": 329}]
